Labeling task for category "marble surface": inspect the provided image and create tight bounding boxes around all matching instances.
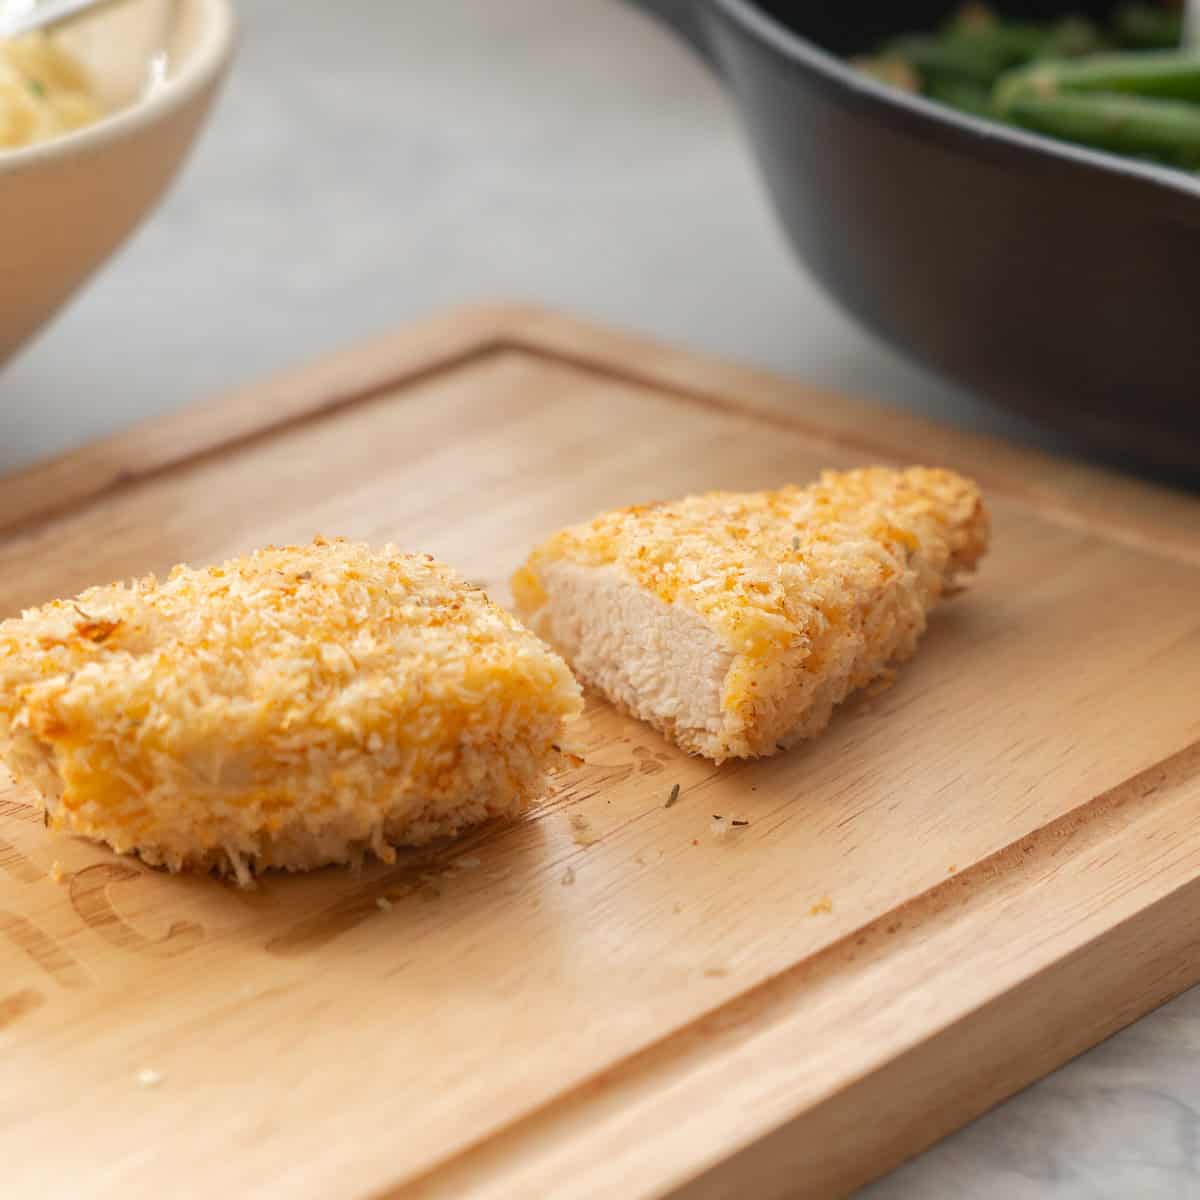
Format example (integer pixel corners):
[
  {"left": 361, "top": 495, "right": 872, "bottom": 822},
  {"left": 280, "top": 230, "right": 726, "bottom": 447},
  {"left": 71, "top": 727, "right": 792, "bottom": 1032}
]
[{"left": 3, "top": 2, "right": 1197, "bottom": 1195}]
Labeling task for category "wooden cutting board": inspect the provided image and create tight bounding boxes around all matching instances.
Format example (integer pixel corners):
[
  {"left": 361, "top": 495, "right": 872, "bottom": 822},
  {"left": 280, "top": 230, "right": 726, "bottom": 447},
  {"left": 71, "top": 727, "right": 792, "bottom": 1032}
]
[{"left": 2, "top": 305, "right": 1199, "bottom": 1200}]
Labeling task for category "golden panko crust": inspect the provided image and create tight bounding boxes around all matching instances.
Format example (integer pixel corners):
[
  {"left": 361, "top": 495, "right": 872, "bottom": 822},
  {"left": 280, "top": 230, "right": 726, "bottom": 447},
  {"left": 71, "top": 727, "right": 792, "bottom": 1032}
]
[
  {"left": 513, "top": 467, "right": 989, "bottom": 760},
  {"left": 0, "top": 538, "right": 582, "bottom": 882}
]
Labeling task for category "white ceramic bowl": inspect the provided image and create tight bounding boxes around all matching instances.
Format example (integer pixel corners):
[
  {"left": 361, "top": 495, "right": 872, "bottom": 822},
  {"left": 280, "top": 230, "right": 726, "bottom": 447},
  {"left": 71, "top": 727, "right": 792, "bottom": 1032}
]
[{"left": 0, "top": 0, "right": 235, "bottom": 365}]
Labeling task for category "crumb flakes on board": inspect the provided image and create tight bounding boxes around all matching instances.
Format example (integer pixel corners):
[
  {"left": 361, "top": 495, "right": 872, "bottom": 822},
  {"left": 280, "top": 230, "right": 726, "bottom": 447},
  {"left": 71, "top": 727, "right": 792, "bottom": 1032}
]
[
  {"left": 703, "top": 967, "right": 730, "bottom": 978},
  {"left": 49, "top": 860, "right": 66, "bottom": 884},
  {"left": 709, "top": 816, "right": 750, "bottom": 840},
  {"left": 665, "top": 783, "right": 680, "bottom": 808},
  {"left": 947, "top": 864, "right": 957, "bottom": 874},
  {"left": 560, "top": 864, "right": 575, "bottom": 887},
  {"left": 136, "top": 1068, "right": 162, "bottom": 1089},
  {"left": 454, "top": 856, "right": 481, "bottom": 870},
  {"left": 375, "top": 896, "right": 393, "bottom": 912},
  {"left": 810, "top": 895, "right": 833, "bottom": 916},
  {"left": 569, "top": 812, "right": 600, "bottom": 846}
]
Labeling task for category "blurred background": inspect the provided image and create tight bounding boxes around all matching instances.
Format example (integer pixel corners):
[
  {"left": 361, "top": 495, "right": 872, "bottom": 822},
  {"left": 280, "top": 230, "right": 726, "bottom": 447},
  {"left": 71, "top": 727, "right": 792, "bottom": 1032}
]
[{"left": 1, "top": 0, "right": 1072, "bottom": 475}]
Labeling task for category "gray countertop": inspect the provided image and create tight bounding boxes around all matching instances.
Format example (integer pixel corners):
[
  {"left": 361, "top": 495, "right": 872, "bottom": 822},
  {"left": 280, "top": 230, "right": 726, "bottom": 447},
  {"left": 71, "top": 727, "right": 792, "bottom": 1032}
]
[{"left": 3, "top": 1, "right": 1197, "bottom": 1195}]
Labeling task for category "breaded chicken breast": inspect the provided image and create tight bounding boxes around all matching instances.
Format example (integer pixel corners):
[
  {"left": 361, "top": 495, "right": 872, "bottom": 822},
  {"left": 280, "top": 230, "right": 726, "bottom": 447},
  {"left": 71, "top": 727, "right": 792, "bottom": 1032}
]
[
  {"left": 513, "top": 467, "right": 988, "bottom": 762},
  {"left": 0, "top": 538, "right": 582, "bottom": 883}
]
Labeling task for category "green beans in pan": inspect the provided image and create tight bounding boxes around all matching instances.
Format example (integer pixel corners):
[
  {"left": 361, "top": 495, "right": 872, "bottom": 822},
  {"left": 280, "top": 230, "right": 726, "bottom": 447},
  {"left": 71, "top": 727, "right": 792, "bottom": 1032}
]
[{"left": 853, "top": 2, "right": 1200, "bottom": 172}]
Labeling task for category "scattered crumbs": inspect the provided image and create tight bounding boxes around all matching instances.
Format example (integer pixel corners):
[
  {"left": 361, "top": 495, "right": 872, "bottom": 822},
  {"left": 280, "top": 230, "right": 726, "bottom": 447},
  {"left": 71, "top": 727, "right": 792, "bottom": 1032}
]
[
  {"left": 633, "top": 853, "right": 645, "bottom": 866},
  {"left": 672, "top": 902, "right": 683, "bottom": 914},
  {"left": 136, "top": 1068, "right": 162, "bottom": 1089},
  {"left": 455, "top": 856, "right": 481, "bottom": 870},
  {"left": 569, "top": 812, "right": 600, "bottom": 846},
  {"left": 776, "top": 743, "right": 787, "bottom": 753},
  {"left": 375, "top": 896, "right": 393, "bottom": 912},
  {"left": 49, "top": 860, "right": 66, "bottom": 884},
  {"left": 560, "top": 865, "right": 576, "bottom": 887},
  {"left": 530, "top": 896, "right": 542, "bottom": 910},
  {"left": 947, "top": 864, "right": 957, "bottom": 874},
  {"left": 711, "top": 815, "right": 750, "bottom": 839},
  {"left": 665, "top": 782, "right": 681, "bottom": 808},
  {"left": 809, "top": 895, "right": 833, "bottom": 916},
  {"left": 792, "top": 535, "right": 800, "bottom": 551},
  {"left": 703, "top": 967, "right": 730, "bottom": 978},
  {"left": 691, "top": 839, "right": 699, "bottom": 847}
]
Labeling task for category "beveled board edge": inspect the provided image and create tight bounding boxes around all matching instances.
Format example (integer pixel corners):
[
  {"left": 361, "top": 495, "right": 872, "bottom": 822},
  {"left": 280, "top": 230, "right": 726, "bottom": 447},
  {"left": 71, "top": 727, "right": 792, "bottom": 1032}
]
[
  {"left": 3, "top": 304, "right": 1199, "bottom": 1199},
  {"left": 390, "top": 743, "right": 1200, "bottom": 1200}
]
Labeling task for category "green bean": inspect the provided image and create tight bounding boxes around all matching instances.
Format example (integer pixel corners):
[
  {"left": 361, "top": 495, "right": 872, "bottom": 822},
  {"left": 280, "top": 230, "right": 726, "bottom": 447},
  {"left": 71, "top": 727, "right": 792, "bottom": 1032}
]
[
  {"left": 1112, "top": 3, "right": 1183, "bottom": 50},
  {"left": 1048, "top": 15, "right": 1107, "bottom": 58},
  {"left": 995, "top": 87, "right": 1200, "bottom": 167},
  {"left": 925, "top": 77, "right": 998, "bottom": 117},
  {"left": 882, "top": 34, "right": 1017, "bottom": 87},
  {"left": 882, "top": 15, "right": 1104, "bottom": 93},
  {"left": 996, "top": 50, "right": 1200, "bottom": 104},
  {"left": 945, "top": 3, "right": 1103, "bottom": 58},
  {"left": 943, "top": 20, "right": 1049, "bottom": 63}
]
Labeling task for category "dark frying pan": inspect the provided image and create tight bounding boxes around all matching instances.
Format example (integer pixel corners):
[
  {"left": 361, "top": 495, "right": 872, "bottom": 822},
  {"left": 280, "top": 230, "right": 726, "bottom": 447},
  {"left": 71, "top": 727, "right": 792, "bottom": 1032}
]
[{"left": 624, "top": 0, "right": 1200, "bottom": 473}]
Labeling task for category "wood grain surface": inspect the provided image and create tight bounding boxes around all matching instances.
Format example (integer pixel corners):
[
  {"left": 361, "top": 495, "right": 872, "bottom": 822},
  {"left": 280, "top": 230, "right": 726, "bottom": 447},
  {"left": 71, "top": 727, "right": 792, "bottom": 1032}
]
[{"left": 1, "top": 305, "right": 1197, "bottom": 1200}]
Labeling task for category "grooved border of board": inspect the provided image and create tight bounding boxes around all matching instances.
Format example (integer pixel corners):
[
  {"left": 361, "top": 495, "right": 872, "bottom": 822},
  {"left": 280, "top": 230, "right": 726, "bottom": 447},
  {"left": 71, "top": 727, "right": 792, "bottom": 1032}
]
[
  {"left": 2, "top": 304, "right": 1198, "bottom": 569},
  {"left": 3, "top": 305, "right": 1199, "bottom": 1200}
]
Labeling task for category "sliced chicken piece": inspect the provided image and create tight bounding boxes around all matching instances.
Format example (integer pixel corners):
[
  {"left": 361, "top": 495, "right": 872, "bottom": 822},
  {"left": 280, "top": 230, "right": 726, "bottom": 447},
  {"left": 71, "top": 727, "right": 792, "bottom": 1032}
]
[{"left": 513, "top": 467, "right": 988, "bottom": 762}]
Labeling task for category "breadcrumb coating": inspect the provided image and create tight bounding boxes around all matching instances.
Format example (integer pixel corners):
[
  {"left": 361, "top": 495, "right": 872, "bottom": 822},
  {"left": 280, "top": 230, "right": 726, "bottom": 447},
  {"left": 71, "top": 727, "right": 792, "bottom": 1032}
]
[
  {"left": 513, "top": 467, "right": 988, "bottom": 760},
  {"left": 0, "top": 538, "right": 582, "bottom": 881}
]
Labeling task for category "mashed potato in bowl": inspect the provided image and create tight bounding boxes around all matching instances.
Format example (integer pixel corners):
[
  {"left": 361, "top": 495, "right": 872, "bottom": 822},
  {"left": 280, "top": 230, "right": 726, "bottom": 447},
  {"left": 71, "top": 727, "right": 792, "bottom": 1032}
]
[
  {"left": 0, "top": 33, "right": 104, "bottom": 149},
  {"left": 0, "top": 0, "right": 234, "bottom": 366}
]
